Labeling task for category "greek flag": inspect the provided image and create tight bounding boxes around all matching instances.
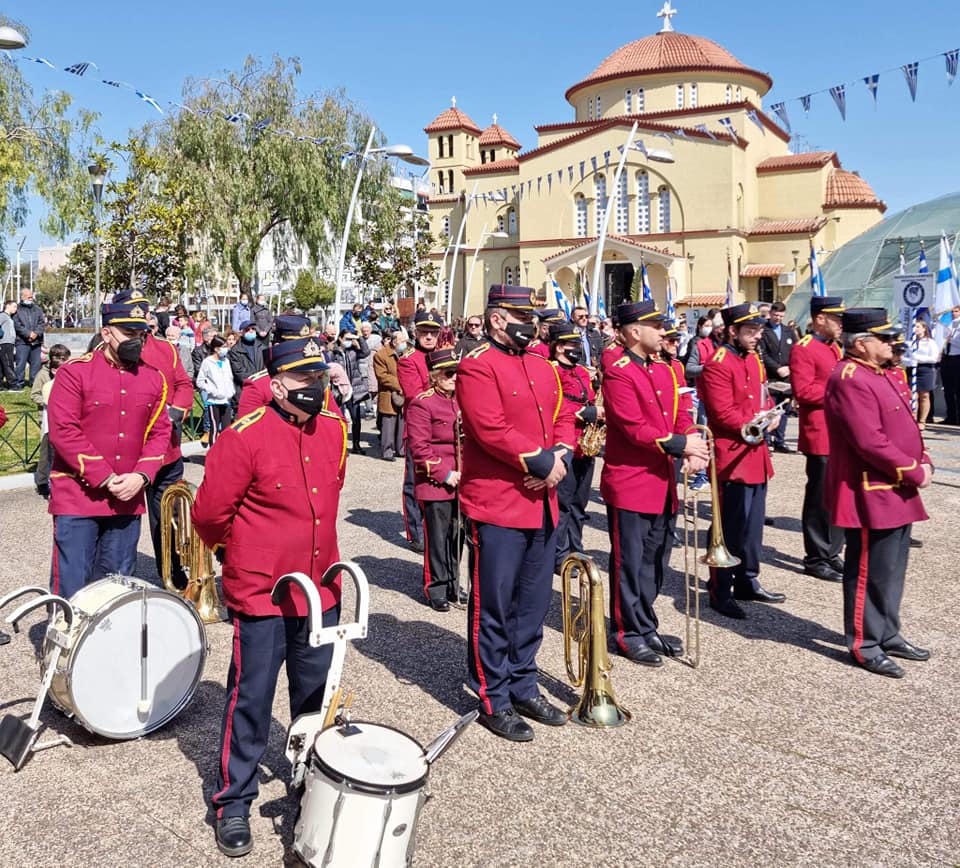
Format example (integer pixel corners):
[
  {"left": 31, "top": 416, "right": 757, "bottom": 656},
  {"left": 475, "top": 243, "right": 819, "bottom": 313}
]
[
  {"left": 136, "top": 91, "right": 163, "bottom": 114},
  {"left": 225, "top": 111, "right": 250, "bottom": 124},
  {"left": 27, "top": 56, "right": 56, "bottom": 69},
  {"left": 725, "top": 265, "right": 734, "bottom": 307},
  {"left": 902, "top": 62, "right": 919, "bottom": 102},
  {"left": 935, "top": 234, "right": 960, "bottom": 326},
  {"left": 810, "top": 245, "right": 825, "bottom": 296},
  {"left": 634, "top": 140, "right": 648, "bottom": 157},
  {"left": 829, "top": 84, "right": 847, "bottom": 121},
  {"left": 694, "top": 124, "right": 717, "bottom": 141},
  {"left": 801, "top": 94, "right": 812, "bottom": 113},
  {"left": 101, "top": 79, "right": 130, "bottom": 89},
  {"left": 553, "top": 280, "right": 571, "bottom": 319},
  {"left": 64, "top": 61, "right": 96, "bottom": 76},
  {"left": 947, "top": 49, "right": 959, "bottom": 85},
  {"left": 718, "top": 117, "right": 738, "bottom": 143},
  {"left": 770, "top": 102, "right": 791, "bottom": 132},
  {"left": 253, "top": 117, "right": 272, "bottom": 131},
  {"left": 598, "top": 292, "right": 607, "bottom": 320},
  {"left": 654, "top": 132, "right": 673, "bottom": 145},
  {"left": 666, "top": 277, "right": 676, "bottom": 324},
  {"left": 864, "top": 74, "right": 880, "bottom": 107},
  {"left": 918, "top": 245, "right": 929, "bottom": 274},
  {"left": 746, "top": 110, "right": 765, "bottom": 134},
  {"left": 641, "top": 258, "right": 652, "bottom": 302}
]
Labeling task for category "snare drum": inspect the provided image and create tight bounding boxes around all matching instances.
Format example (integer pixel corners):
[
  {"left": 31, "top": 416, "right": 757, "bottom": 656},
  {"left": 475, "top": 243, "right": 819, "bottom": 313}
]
[
  {"left": 295, "top": 722, "right": 430, "bottom": 867},
  {"left": 43, "top": 576, "right": 207, "bottom": 739}
]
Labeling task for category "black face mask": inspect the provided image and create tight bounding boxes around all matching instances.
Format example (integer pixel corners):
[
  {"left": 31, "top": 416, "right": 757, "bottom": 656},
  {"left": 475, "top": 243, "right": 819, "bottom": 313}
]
[
  {"left": 117, "top": 336, "right": 144, "bottom": 367},
  {"left": 505, "top": 322, "right": 536, "bottom": 350},
  {"left": 561, "top": 347, "right": 583, "bottom": 365},
  {"left": 285, "top": 381, "right": 327, "bottom": 416}
]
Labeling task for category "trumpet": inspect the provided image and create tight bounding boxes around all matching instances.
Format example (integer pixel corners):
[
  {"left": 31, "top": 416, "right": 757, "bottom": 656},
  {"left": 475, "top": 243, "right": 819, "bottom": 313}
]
[
  {"left": 577, "top": 389, "right": 605, "bottom": 457},
  {"left": 741, "top": 382, "right": 793, "bottom": 445},
  {"left": 681, "top": 425, "right": 741, "bottom": 668},
  {"left": 561, "top": 554, "right": 630, "bottom": 727},
  {"left": 160, "top": 480, "right": 225, "bottom": 624}
]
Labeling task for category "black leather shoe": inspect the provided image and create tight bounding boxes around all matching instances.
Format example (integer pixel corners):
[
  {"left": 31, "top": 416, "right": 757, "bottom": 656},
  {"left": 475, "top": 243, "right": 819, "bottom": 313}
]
[
  {"left": 428, "top": 599, "right": 450, "bottom": 613},
  {"left": 804, "top": 563, "right": 843, "bottom": 583},
  {"left": 827, "top": 556, "right": 845, "bottom": 573},
  {"left": 216, "top": 816, "right": 253, "bottom": 857},
  {"left": 447, "top": 590, "right": 469, "bottom": 606},
  {"left": 646, "top": 633, "right": 683, "bottom": 657},
  {"left": 618, "top": 642, "right": 663, "bottom": 667},
  {"left": 909, "top": 538, "right": 923, "bottom": 549},
  {"left": 409, "top": 539, "right": 425, "bottom": 554},
  {"left": 856, "top": 654, "right": 905, "bottom": 679},
  {"left": 478, "top": 708, "right": 534, "bottom": 742},
  {"left": 709, "top": 598, "right": 746, "bottom": 619},
  {"left": 883, "top": 640, "right": 930, "bottom": 661},
  {"left": 773, "top": 444, "right": 796, "bottom": 454},
  {"left": 735, "top": 586, "right": 786, "bottom": 604},
  {"left": 513, "top": 693, "right": 567, "bottom": 726},
  {"left": 0, "top": 631, "right": 10, "bottom": 646}
]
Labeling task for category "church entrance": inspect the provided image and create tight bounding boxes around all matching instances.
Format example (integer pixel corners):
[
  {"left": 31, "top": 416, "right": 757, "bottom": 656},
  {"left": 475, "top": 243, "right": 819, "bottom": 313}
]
[{"left": 605, "top": 263, "right": 635, "bottom": 313}]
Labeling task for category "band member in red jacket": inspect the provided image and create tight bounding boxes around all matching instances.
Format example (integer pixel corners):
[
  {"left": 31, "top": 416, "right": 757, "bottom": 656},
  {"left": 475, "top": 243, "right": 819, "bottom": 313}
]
[
  {"left": 458, "top": 285, "right": 576, "bottom": 742},
  {"left": 47, "top": 299, "right": 171, "bottom": 599},
  {"left": 192, "top": 336, "right": 347, "bottom": 857},
  {"left": 825, "top": 308, "right": 932, "bottom": 679},
  {"left": 405, "top": 348, "right": 462, "bottom": 611},
  {"left": 699, "top": 303, "right": 786, "bottom": 619},
  {"left": 601, "top": 301, "right": 709, "bottom": 665},
  {"left": 789, "top": 295, "right": 846, "bottom": 583},
  {"left": 397, "top": 309, "right": 443, "bottom": 552},
  {"left": 526, "top": 308, "right": 566, "bottom": 358},
  {"left": 549, "top": 321, "right": 603, "bottom": 571}
]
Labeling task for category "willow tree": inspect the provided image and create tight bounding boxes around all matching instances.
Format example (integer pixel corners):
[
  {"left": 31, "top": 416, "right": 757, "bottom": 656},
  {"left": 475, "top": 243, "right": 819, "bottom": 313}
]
[
  {"left": 160, "top": 55, "right": 390, "bottom": 294},
  {"left": 0, "top": 17, "right": 99, "bottom": 264}
]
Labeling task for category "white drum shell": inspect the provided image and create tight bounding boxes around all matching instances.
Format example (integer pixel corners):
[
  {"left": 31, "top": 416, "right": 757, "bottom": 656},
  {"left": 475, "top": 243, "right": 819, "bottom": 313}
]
[
  {"left": 294, "top": 722, "right": 429, "bottom": 868},
  {"left": 44, "top": 576, "right": 206, "bottom": 739}
]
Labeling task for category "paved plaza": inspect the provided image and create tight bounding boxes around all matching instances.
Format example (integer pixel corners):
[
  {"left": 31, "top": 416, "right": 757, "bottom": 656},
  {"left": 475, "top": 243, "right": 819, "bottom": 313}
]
[{"left": 1, "top": 420, "right": 958, "bottom": 867}]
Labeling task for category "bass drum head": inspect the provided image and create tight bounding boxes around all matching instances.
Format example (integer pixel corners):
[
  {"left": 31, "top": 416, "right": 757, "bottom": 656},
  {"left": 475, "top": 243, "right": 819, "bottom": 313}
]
[
  {"left": 66, "top": 581, "right": 206, "bottom": 739},
  {"left": 311, "top": 722, "right": 428, "bottom": 794}
]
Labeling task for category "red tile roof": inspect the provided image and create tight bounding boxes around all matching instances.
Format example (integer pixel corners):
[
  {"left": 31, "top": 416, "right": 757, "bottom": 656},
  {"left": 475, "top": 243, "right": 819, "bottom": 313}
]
[
  {"left": 756, "top": 152, "right": 838, "bottom": 174},
  {"left": 740, "top": 264, "right": 783, "bottom": 278},
  {"left": 679, "top": 294, "right": 727, "bottom": 306},
  {"left": 566, "top": 32, "right": 772, "bottom": 102},
  {"left": 424, "top": 106, "right": 482, "bottom": 135},
  {"left": 748, "top": 218, "right": 826, "bottom": 236},
  {"left": 463, "top": 158, "right": 520, "bottom": 177},
  {"left": 425, "top": 194, "right": 460, "bottom": 205},
  {"left": 478, "top": 124, "right": 521, "bottom": 149},
  {"left": 544, "top": 234, "right": 676, "bottom": 263},
  {"left": 824, "top": 169, "right": 886, "bottom": 212}
]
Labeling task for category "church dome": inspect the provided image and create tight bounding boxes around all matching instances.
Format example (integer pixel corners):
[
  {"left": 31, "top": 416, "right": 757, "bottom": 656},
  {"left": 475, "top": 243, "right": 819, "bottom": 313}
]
[{"left": 565, "top": 31, "right": 772, "bottom": 102}]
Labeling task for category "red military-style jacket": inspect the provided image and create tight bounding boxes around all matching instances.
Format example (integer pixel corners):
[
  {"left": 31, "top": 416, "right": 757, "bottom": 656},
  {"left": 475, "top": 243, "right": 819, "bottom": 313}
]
[
  {"left": 887, "top": 364, "right": 912, "bottom": 404},
  {"left": 406, "top": 388, "right": 459, "bottom": 502},
  {"left": 397, "top": 347, "right": 429, "bottom": 407},
  {"left": 789, "top": 333, "right": 843, "bottom": 456},
  {"left": 601, "top": 350, "right": 690, "bottom": 514},
  {"left": 699, "top": 344, "right": 774, "bottom": 484},
  {"left": 48, "top": 348, "right": 172, "bottom": 517},
  {"left": 525, "top": 339, "right": 550, "bottom": 359},
  {"left": 600, "top": 342, "right": 625, "bottom": 374},
  {"left": 552, "top": 360, "right": 597, "bottom": 460},
  {"left": 667, "top": 355, "right": 695, "bottom": 426},
  {"left": 191, "top": 403, "right": 348, "bottom": 617},
  {"left": 139, "top": 333, "right": 194, "bottom": 465},
  {"left": 458, "top": 340, "right": 576, "bottom": 529},
  {"left": 825, "top": 358, "right": 930, "bottom": 529},
  {"left": 237, "top": 368, "right": 339, "bottom": 418}
]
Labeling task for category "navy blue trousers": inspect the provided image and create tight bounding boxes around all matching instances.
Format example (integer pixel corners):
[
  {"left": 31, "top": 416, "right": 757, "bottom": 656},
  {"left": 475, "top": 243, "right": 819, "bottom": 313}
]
[
  {"left": 212, "top": 606, "right": 339, "bottom": 819},
  {"left": 607, "top": 502, "right": 673, "bottom": 653},
  {"left": 402, "top": 450, "right": 423, "bottom": 546},
  {"left": 708, "top": 481, "right": 766, "bottom": 602},
  {"left": 14, "top": 343, "right": 41, "bottom": 388},
  {"left": 50, "top": 514, "right": 141, "bottom": 598},
  {"left": 466, "top": 510, "right": 556, "bottom": 714},
  {"left": 555, "top": 455, "right": 595, "bottom": 572}
]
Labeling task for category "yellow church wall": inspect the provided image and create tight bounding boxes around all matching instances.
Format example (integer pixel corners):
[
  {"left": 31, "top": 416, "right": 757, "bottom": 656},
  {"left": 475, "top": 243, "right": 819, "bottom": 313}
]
[{"left": 757, "top": 166, "right": 832, "bottom": 221}]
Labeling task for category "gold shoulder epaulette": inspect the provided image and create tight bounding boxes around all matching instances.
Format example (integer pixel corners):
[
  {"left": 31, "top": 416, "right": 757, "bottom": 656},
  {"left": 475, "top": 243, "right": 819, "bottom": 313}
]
[
  {"left": 798, "top": 334, "right": 813, "bottom": 347},
  {"left": 247, "top": 369, "right": 269, "bottom": 382},
  {"left": 465, "top": 343, "right": 490, "bottom": 360},
  {"left": 613, "top": 355, "right": 630, "bottom": 368},
  {"left": 841, "top": 362, "right": 857, "bottom": 380},
  {"left": 64, "top": 351, "right": 94, "bottom": 366},
  {"left": 400, "top": 347, "right": 417, "bottom": 359},
  {"left": 415, "top": 388, "right": 435, "bottom": 400},
  {"left": 713, "top": 347, "right": 728, "bottom": 363},
  {"left": 230, "top": 407, "right": 267, "bottom": 432}
]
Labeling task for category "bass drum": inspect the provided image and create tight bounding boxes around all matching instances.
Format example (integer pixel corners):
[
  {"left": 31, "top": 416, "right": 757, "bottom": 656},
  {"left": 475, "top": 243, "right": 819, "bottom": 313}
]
[
  {"left": 295, "top": 722, "right": 430, "bottom": 868},
  {"left": 44, "top": 576, "right": 207, "bottom": 739}
]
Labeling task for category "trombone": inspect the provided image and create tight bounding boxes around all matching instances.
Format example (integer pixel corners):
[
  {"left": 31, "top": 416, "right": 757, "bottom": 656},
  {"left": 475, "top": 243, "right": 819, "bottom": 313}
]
[
  {"left": 680, "top": 425, "right": 741, "bottom": 668},
  {"left": 159, "top": 480, "right": 225, "bottom": 624},
  {"left": 561, "top": 554, "right": 630, "bottom": 728}
]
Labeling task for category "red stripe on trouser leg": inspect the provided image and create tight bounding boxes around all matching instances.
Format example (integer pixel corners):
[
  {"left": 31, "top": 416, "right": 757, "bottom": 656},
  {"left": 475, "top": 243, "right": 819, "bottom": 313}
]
[
  {"left": 212, "top": 618, "right": 243, "bottom": 817},
  {"left": 851, "top": 527, "right": 870, "bottom": 663},
  {"left": 421, "top": 511, "right": 432, "bottom": 599},
  {"left": 611, "top": 509, "right": 628, "bottom": 653},
  {"left": 51, "top": 516, "right": 59, "bottom": 596},
  {"left": 469, "top": 523, "right": 492, "bottom": 714}
]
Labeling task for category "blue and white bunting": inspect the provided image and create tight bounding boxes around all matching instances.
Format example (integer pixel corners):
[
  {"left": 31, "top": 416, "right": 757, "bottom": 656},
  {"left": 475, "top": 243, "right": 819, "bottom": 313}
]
[
  {"left": 918, "top": 244, "right": 929, "bottom": 274},
  {"left": 135, "top": 91, "right": 163, "bottom": 114},
  {"left": 864, "top": 74, "right": 880, "bottom": 107},
  {"left": 634, "top": 140, "right": 648, "bottom": 157},
  {"left": 64, "top": 61, "right": 97, "bottom": 77},
  {"left": 694, "top": 123, "right": 717, "bottom": 141},
  {"left": 947, "top": 49, "right": 960, "bottom": 85},
  {"left": 770, "top": 102, "right": 791, "bottom": 132},
  {"left": 603, "top": 150, "right": 610, "bottom": 171},
  {"left": 746, "top": 110, "right": 765, "bottom": 134},
  {"left": 902, "top": 62, "right": 919, "bottom": 101},
  {"left": 26, "top": 56, "right": 56, "bottom": 69},
  {"left": 801, "top": 94, "right": 812, "bottom": 113},
  {"left": 718, "top": 117, "right": 738, "bottom": 143},
  {"left": 810, "top": 245, "right": 825, "bottom": 297},
  {"left": 829, "top": 84, "right": 847, "bottom": 121}
]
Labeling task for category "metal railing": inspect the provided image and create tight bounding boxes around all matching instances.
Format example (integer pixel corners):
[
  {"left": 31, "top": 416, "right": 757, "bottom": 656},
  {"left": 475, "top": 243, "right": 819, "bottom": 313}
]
[{"left": 0, "top": 410, "right": 42, "bottom": 472}]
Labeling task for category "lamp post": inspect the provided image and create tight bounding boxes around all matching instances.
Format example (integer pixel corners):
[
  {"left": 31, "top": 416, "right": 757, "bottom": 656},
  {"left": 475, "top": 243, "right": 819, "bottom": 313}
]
[
  {"left": 790, "top": 249, "right": 800, "bottom": 303},
  {"left": 88, "top": 163, "right": 106, "bottom": 329},
  {"left": 463, "top": 226, "right": 509, "bottom": 318},
  {"left": 0, "top": 25, "right": 27, "bottom": 49},
  {"left": 687, "top": 252, "right": 695, "bottom": 299},
  {"left": 333, "top": 128, "right": 429, "bottom": 324}
]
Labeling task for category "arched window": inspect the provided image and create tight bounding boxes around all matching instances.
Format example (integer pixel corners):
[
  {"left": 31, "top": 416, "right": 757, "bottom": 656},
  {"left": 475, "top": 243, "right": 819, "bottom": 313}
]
[
  {"left": 595, "top": 95, "right": 602, "bottom": 118},
  {"left": 497, "top": 214, "right": 505, "bottom": 233},
  {"left": 690, "top": 83, "right": 698, "bottom": 107},
  {"left": 735, "top": 86, "right": 742, "bottom": 101},
  {"left": 587, "top": 99, "right": 594, "bottom": 121},
  {"left": 442, "top": 216, "right": 450, "bottom": 237},
  {"left": 447, "top": 169, "right": 454, "bottom": 193},
  {"left": 490, "top": 149, "right": 496, "bottom": 162},
  {"left": 504, "top": 266, "right": 514, "bottom": 286},
  {"left": 725, "top": 84, "right": 732, "bottom": 104},
  {"left": 438, "top": 171, "right": 445, "bottom": 193},
  {"left": 635, "top": 171, "right": 650, "bottom": 234},
  {"left": 676, "top": 84, "right": 684, "bottom": 108},
  {"left": 594, "top": 174, "right": 607, "bottom": 235},
  {"left": 657, "top": 186, "right": 671, "bottom": 233},
  {"left": 508, "top": 208, "right": 517, "bottom": 235},
  {"left": 637, "top": 88, "right": 645, "bottom": 113},
  {"left": 441, "top": 279, "right": 450, "bottom": 306},
  {"left": 624, "top": 88, "right": 632, "bottom": 114},
  {"left": 575, "top": 194, "right": 588, "bottom": 237},
  {"left": 615, "top": 172, "right": 629, "bottom": 234},
  {"left": 438, "top": 138, "right": 445, "bottom": 159}
]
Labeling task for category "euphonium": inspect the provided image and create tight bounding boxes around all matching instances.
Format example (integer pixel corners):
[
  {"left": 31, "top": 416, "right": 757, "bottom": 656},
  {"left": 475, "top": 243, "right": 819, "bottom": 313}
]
[
  {"left": 577, "top": 389, "right": 605, "bottom": 457},
  {"left": 160, "top": 480, "right": 224, "bottom": 624},
  {"left": 561, "top": 553, "right": 630, "bottom": 728}
]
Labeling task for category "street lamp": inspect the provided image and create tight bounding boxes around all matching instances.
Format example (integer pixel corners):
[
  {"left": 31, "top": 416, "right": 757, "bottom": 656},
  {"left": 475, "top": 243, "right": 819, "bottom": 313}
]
[
  {"left": 88, "top": 163, "right": 106, "bottom": 329},
  {"left": 463, "top": 226, "right": 509, "bottom": 318},
  {"left": 333, "top": 127, "right": 429, "bottom": 324},
  {"left": 790, "top": 248, "right": 800, "bottom": 303},
  {"left": 687, "top": 252, "right": 695, "bottom": 298},
  {"left": 0, "top": 25, "right": 26, "bottom": 49}
]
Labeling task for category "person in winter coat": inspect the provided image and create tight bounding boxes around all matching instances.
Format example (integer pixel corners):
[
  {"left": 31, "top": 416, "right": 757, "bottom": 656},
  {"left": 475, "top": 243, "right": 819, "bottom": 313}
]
[
  {"left": 231, "top": 293, "right": 252, "bottom": 333},
  {"left": 328, "top": 329, "right": 370, "bottom": 453},
  {"left": 373, "top": 329, "right": 406, "bottom": 460},
  {"left": 338, "top": 303, "right": 363, "bottom": 335},
  {"left": 196, "top": 335, "right": 235, "bottom": 446},
  {"left": 13, "top": 289, "right": 45, "bottom": 388},
  {"left": 228, "top": 320, "right": 267, "bottom": 408}
]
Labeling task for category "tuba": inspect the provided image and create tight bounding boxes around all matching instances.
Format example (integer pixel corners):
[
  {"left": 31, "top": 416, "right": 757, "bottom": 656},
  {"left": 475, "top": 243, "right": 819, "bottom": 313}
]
[
  {"left": 577, "top": 388, "right": 605, "bottom": 457},
  {"left": 159, "top": 480, "right": 225, "bottom": 624},
  {"left": 561, "top": 554, "right": 630, "bottom": 727}
]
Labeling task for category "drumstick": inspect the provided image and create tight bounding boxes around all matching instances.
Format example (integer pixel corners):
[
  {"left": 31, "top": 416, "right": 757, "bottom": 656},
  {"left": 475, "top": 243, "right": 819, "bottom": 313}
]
[{"left": 137, "top": 588, "right": 151, "bottom": 717}]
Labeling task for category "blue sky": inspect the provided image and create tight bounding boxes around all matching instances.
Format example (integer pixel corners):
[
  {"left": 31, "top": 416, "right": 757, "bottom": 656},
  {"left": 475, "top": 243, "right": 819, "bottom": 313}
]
[{"left": 5, "top": 0, "right": 958, "bottom": 262}]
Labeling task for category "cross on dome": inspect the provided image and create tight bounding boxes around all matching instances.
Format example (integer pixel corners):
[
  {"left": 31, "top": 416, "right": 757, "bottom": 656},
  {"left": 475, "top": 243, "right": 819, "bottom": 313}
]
[
  {"left": 451, "top": 96, "right": 456, "bottom": 107},
  {"left": 492, "top": 112, "right": 498, "bottom": 125},
  {"left": 657, "top": 0, "right": 678, "bottom": 33}
]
